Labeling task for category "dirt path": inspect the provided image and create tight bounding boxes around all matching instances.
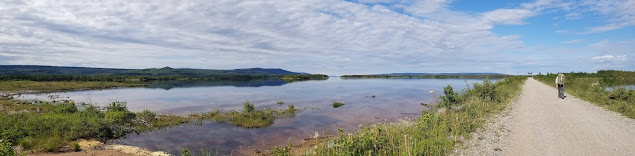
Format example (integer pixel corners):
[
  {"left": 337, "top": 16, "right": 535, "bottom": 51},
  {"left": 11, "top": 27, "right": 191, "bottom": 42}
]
[{"left": 456, "top": 78, "right": 635, "bottom": 156}]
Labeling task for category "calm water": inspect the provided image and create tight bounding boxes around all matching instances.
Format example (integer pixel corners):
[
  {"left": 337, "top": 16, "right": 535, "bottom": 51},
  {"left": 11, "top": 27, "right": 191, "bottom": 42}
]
[
  {"left": 605, "top": 85, "right": 635, "bottom": 91},
  {"left": 17, "top": 77, "right": 497, "bottom": 155}
]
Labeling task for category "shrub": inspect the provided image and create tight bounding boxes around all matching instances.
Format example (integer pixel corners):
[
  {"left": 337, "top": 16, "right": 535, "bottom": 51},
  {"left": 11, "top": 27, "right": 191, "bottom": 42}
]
[
  {"left": 136, "top": 109, "right": 156, "bottom": 123},
  {"left": 80, "top": 105, "right": 105, "bottom": 118},
  {"left": 106, "top": 101, "right": 128, "bottom": 112},
  {"left": 288, "top": 105, "right": 296, "bottom": 113},
  {"left": 105, "top": 111, "right": 136, "bottom": 125},
  {"left": 72, "top": 142, "right": 81, "bottom": 152},
  {"left": 277, "top": 101, "right": 284, "bottom": 105},
  {"left": 0, "top": 140, "right": 14, "bottom": 156},
  {"left": 180, "top": 148, "right": 192, "bottom": 156},
  {"left": 54, "top": 103, "right": 78, "bottom": 113},
  {"left": 332, "top": 102, "right": 345, "bottom": 108},
  {"left": 243, "top": 101, "right": 254, "bottom": 113},
  {"left": 609, "top": 87, "right": 631, "bottom": 101},
  {"left": 440, "top": 85, "right": 459, "bottom": 108}
]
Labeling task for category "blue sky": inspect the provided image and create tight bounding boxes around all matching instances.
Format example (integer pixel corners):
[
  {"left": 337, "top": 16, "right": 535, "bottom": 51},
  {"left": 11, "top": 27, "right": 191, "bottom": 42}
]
[{"left": 0, "top": 0, "right": 633, "bottom": 75}]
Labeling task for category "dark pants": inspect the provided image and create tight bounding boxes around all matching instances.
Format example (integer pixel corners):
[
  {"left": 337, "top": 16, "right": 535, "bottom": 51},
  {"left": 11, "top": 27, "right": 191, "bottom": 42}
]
[{"left": 558, "top": 84, "right": 564, "bottom": 99}]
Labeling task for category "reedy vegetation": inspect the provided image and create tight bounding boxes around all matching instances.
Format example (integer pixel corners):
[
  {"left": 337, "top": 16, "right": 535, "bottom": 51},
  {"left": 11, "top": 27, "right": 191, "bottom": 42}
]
[
  {"left": 0, "top": 99, "right": 295, "bottom": 153},
  {"left": 533, "top": 70, "right": 635, "bottom": 118},
  {"left": 272, "top": 76, "right": 527, "bottom": 155}
]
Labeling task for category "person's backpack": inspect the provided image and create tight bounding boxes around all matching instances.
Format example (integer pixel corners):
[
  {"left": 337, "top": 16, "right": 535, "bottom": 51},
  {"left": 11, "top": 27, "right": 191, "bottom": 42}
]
[{"left": 557, "top": 74, "right": 565, "bottom": 85}]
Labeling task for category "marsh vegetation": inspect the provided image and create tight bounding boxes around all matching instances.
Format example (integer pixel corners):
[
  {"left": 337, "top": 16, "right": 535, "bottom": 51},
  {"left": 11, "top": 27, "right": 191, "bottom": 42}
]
[{"left": 0, "top": 98, "right": 296, "bottom": 153}]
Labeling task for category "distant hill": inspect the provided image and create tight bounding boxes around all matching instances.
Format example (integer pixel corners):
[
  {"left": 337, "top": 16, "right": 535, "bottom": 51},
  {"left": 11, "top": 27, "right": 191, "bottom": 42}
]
[
  {"left": 381, "top": 73, "right": 506, "bottom": 76},
  {"left": 0, "top": 65, "right": 306, "bottom": 76}
]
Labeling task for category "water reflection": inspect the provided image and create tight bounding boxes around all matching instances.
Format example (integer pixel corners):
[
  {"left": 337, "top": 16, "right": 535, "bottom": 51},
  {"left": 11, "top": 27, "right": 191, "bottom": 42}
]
[
  {"left": 146, "top": 80, "right": 292, "bottom": 90},
  {"left": 17, "top": 78, "right": 498, "bottom": 155}
]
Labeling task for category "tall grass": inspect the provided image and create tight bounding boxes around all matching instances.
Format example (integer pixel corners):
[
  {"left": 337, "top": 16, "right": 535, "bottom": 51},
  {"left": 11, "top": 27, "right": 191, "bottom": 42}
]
[
  {"left": 534, "top": 74, "right": 635, "bottom": 118},
  {"left": 273, "top": 76, "right": 527, "bottom": 155}
]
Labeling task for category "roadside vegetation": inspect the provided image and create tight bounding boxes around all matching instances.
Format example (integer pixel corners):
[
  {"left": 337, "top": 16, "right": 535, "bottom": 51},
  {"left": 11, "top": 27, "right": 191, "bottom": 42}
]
[
  {"left": 534, "top": 70, "right": 635, "bottom": 118},
  {"left": 271, "top": 76, "right": 527, "bottom": 155},
  {"left": 340, "top": 74, "right": 509, "bottom": 79}
]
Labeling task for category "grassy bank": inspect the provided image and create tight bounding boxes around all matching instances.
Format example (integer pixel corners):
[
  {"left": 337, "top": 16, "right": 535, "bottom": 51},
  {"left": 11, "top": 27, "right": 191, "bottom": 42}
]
[
  {"left": 340, "top": 74, "right": 509, "bottom": 79},
  {"left": 534, "top": 71, "right": 635, "bottom": 118},
  {"left": 0, "top": 98, "right": 296, "bottom": 153},
  {"left": 270, "top": 76, "right": 527, "bottom": 155},
  {"left": 0, "top": 81, "right": 146, "bottom": 94}
]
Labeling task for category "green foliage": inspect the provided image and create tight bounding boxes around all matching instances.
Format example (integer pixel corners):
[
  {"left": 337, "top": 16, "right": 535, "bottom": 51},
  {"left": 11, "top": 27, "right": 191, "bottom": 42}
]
[
  {"left": 295, "top": 76, "right": 527, "bottom": 155},
  {"left": 0, "top": 99, "right": 192, "bottom": 152},
  {"left": 180, "top": 148, "right": 193, "bottom": 156},
  {"left": 332, "top": 102, "right": 345, "bottom": 108},
  {"left": 609, "top": 87, "right": 632, "bottom": 101},
  {"left": 53, "top": 103, "right": 78, "bottom": 114},
  {"left": 341, "top": 74, "right": 509, "bottom": 79},
  {"left": 470, "top": 79, "right": 497, "bottom": 102},
  {"left": 105, "top": 111, "right": 136, "bottom": 125},
  {"left": 282, "top": 74, "right": 329, "bottom": 81},
  {"left": 534, "top": 71, "right": 635, "bottom": 118},
  {"left": 288, "top": 105, "right": 296, "bottom": 113},
  {"left": 271, "top": 143, "right": 293, "bottom": 156},
  {"left": 72, "top": 142, "right": 81, "bottom": 152},
  {"left": 136, "top": 109, "right": 157, "bottom": 123},
  {"left": 277, "top": 101, "right": 284, "bottom": 105},
  {"left": 106, "top": 101, "right": 128, "bottom": 112},
  {"left": 178, "top": 147, "right": 219, "bottom": 156},
  {"left": 0, "top": 140, "right": 14, "bottom": 156},
  {"left": 439, "top": 85, "right": 460, "bottom": 108},
  {"left": 243, "top": 101, "right": 254, "bottom": 113}
]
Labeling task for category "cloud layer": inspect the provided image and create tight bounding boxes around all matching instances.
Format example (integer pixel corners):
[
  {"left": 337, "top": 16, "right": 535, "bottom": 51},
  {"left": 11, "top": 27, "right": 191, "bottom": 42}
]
[{"left": 0, "top": 0, "right": 632, "bottom": 74}]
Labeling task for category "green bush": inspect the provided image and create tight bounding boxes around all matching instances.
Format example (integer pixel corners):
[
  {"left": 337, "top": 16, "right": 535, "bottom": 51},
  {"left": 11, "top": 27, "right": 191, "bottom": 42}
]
[
  {"left": 243, "top": 101, "right": 254, "bottom": 113},
  {"left": 72, "top": 142, "right": 81, "bottom": 152},
  {"left": 54, "top": 103, "right": 78, "bottom": 114},
  {"left": 180, "top": 148, "right": 192, "bottom": 156},
  {"left": 332, "top": 102, "right": 345, "bottom": 108},
  {"left": 288, "top": 105, "right": 296, "bottom": 113},
  {"left": 106, "top": 101, "right": 128, "bottom": 112},
  {"left": 105, "top": 111, "right": 136, "bottom": 125},
  {"left": 609, "top": 87, "right": 632, "bottom": 101},
  {"left": 80, "top": 105, "right": 105, "bottom": 118},
  {"left": 0, "top": 140, "right": 14, "bottom": 156},
  {"left": 136, "top": 109, "right": 156, "bottom": 123},
  {"left": 440, "top": 85, "right": 459, "bottom": 108}
]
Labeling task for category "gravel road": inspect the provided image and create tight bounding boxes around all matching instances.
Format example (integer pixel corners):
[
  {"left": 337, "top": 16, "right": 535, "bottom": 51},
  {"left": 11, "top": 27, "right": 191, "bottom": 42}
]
[{"left": 455, "top": 78, "right": 635, "bottom": 156}]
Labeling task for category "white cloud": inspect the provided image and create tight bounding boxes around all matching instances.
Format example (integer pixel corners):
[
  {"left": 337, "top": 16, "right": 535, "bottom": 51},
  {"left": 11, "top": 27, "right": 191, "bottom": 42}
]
[
  {"left": 565, "top": 12, "right": 581, "bottom": 20},
  {"left": 481, "top": 9, "right": 534, "bottom": 25},
  {"left": 581, "top": 0, "right": 635, "bottom": 33},
  {"left": 405, "top": 0, "right": 452, "bottom": 16},
  {"left": 0, "top": 0, "right": 529, "bottom": 74},
  {"left": 592, "top": 55, "right": 627, "bottom": 61},
  {"left": 562, "top": 39, "right": 585, "bottom": 44}
]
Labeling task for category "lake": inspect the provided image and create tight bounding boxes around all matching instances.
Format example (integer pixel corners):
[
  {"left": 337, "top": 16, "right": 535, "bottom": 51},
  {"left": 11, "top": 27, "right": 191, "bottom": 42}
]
[{"left": 16, "top": 77, "right": 498, "bottom": 155}]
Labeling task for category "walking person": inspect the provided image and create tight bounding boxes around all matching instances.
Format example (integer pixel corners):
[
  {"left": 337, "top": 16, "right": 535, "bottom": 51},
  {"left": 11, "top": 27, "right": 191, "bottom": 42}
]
[{"left": 555, "top": 73, "right": 565, "bottom": 99}]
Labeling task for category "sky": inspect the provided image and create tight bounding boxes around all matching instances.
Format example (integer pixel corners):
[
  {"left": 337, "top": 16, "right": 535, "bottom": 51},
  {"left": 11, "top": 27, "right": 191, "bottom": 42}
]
[{"left": 0, "top": 0, "right": 633, "bottom": 75}]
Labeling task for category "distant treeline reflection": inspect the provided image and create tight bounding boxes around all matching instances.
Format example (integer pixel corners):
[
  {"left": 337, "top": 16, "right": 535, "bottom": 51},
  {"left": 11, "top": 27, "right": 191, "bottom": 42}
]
[{"left": 0, "top": 74, "right": 329, "bottom": 82}]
